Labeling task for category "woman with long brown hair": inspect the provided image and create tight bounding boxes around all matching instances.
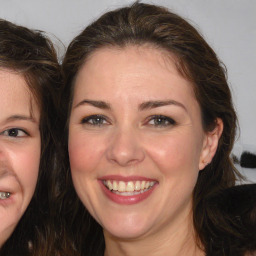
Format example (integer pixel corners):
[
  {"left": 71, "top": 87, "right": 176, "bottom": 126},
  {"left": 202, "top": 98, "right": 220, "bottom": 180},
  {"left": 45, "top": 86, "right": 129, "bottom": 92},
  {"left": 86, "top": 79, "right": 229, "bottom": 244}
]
[
  {"left": 0, "top": 19, "right": 62, "bottom": 255},
  {"left": 59, "top": 2, "right": 256, "bottom": 255}
]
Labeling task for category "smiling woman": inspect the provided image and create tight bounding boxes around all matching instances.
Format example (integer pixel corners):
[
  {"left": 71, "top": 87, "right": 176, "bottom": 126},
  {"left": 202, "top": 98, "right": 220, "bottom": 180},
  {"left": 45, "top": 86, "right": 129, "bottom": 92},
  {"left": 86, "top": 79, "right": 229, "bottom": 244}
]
[
  {"left": 68, "top": 46, "right": 217, "bottom": 245},
  {"left": 0, "top": 19, "right": 61, "bottom": 255},
  {"left": 59, "top": 2, "right": 255, "bottom": 256},
  {"left": 0, "top": 70, "right": 40, "bottom": 247}
]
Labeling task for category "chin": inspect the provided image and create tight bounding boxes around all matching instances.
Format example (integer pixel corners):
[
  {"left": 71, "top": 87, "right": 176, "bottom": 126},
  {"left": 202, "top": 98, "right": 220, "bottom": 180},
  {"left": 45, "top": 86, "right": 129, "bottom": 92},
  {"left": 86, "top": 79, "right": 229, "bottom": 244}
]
[
  {"left": 105, "top": 226, "right": 149, "bottom": 240},
  {"left": 101, "top": 213, "right": 154, "bottom": 240}
]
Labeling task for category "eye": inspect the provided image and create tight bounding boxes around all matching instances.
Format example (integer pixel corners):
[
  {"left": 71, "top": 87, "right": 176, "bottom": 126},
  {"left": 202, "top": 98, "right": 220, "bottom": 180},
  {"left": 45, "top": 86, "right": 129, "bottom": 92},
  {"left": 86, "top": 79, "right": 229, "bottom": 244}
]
[
  {"left": 1, "top": 128, "right": 28, "bottom": 137},
  {"left": 0, "top": 192, "right": 11, "bottom": 200},
  {"left": 147, "top": 115, "right": 176, "bottom": 127},
  {"left": 81, "top": 115, "right": 109, "bottom": 127}
]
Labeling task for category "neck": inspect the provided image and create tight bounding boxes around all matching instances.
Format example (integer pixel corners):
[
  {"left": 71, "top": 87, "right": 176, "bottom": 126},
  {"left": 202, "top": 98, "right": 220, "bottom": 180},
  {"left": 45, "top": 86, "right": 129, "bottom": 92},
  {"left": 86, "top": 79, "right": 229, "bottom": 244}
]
[{"left": 104, "top": 208, "right": 205, "bottom": 256}]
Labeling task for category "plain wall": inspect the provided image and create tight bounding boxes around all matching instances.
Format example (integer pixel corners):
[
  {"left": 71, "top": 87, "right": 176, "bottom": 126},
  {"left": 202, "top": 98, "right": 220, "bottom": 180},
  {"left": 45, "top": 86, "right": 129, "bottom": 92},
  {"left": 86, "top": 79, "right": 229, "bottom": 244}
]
[{"left": 1, "top": 0, "right": 256, "bottom": 181}]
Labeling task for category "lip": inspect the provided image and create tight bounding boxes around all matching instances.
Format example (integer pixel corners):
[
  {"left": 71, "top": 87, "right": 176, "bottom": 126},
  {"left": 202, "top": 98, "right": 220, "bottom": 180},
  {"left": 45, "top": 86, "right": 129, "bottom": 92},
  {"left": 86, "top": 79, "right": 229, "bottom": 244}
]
[
  {"left": 99, "top": 175, "right": 158, "bottom": 205},
  {"left": 100, "top": 175, "right": 156, "bottom": 182}
]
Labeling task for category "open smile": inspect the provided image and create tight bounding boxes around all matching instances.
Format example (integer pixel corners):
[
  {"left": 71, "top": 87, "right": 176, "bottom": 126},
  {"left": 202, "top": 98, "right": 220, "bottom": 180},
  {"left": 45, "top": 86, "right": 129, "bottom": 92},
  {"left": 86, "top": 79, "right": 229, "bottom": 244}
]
[
  {"left": 103, "top": 180, "right": 156, "bottom": 196},
  {"left": 99, "top": 177, "right": 158, "bottom": 205}
]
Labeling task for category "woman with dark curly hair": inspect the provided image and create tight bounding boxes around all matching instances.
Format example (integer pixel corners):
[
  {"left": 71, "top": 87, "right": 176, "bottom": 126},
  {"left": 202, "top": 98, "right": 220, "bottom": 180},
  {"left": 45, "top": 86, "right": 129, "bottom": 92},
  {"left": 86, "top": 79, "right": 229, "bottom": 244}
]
[
  {"left": 59, "top": 2, "right": 256, "bottom": 256},
  {"left": 0, "top": 19, "right": 61, "bottom": 255}
]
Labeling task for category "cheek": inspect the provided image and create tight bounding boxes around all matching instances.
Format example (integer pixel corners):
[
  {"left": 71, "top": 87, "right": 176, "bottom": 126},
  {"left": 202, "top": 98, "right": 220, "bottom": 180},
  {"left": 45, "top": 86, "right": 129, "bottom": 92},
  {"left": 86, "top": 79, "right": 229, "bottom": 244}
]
[
  {"left": 16, "top": 143, "right": 40, "bottom": 192},
  {"left": 68, "top": 133, "right": 105, "bottom": 213},
  {"left": 145, "top": 133, "right": 202, "bottom": 209},
  {"left": 5, "top": 139, "right": 41, "bottom": 211},
  {"left": 144, "top": 131, "right": 202, "bottom": 176},
  {"left": 68, "top": 132, "right": 104, "bottom": 176}
]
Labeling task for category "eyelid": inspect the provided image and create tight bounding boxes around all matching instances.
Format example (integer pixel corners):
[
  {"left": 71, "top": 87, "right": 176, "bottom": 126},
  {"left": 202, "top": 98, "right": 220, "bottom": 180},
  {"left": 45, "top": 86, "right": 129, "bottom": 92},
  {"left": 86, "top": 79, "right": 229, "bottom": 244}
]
[
  {"left": 0, "top": 128, "right": 29, "bottom": 137},
  {"left": 145, "top": 115, "right": 176, "bottom": 127},
  {"left": 80, "top": 114, "right": 110, "bottom": 126}
]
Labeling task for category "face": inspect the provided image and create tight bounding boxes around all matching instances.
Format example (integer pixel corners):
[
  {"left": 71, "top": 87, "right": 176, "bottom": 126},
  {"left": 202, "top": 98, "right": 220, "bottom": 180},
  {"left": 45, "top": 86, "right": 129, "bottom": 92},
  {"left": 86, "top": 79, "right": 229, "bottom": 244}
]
[
  {"left": 69, "top": 45, "right": 216, "bottom": 240},
  {"left": 0, "top": 69, "right": 40, "bottom": 246}
]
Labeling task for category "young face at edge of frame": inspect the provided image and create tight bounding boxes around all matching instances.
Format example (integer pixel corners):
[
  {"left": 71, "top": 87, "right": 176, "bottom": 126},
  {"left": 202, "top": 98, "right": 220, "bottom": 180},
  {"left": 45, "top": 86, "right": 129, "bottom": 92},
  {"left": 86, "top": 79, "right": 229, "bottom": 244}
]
[
  {"left": 0, "top": 69, "right": 40, "bottom": 246},
  {"left": 68, "top": 45, "right": 222, "bottom": 240}
]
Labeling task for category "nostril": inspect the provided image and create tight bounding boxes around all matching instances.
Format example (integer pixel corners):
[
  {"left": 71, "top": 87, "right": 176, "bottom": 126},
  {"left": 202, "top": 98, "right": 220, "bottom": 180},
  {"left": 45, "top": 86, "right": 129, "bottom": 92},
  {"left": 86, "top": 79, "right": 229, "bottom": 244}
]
[
  {"left": 107, "top": 144, "right": 145, "bottom": 166},
  {"left": 108, "top": 153, "right": 143, "bottom": 167},
  {"left": 106, "top": 130, "right": 145, "bottom": 166}
]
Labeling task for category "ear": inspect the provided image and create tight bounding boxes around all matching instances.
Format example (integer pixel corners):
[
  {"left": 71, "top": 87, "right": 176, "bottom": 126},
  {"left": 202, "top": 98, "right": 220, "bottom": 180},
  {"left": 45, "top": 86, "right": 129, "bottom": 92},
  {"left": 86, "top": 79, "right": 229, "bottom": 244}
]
[{"left": 199, "top": 118, "right": 223, "bottom": 170}]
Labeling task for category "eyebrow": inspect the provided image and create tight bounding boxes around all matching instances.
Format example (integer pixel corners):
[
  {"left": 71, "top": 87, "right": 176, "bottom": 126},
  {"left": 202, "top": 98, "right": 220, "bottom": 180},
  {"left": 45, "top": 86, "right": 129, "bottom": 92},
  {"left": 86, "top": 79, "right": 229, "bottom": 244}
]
[
  {"left": 139, "top": 100, "right": 187, "bottom": 112},
  {"left": 74, "top": 99, "right": 187, "bottom": 112},
  {"left": 74, "top": 100, "right": 111, "bottom": 110},
  {"left": 5, "top": 115, "right": 37, "bottom": 123}
]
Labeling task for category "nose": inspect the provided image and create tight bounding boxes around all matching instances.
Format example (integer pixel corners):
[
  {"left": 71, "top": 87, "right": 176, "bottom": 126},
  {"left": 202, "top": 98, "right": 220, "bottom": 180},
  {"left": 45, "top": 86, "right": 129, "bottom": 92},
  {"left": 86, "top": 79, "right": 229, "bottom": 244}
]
[{"left": 106, "top": 127, "right": 145, "bottom": 167}]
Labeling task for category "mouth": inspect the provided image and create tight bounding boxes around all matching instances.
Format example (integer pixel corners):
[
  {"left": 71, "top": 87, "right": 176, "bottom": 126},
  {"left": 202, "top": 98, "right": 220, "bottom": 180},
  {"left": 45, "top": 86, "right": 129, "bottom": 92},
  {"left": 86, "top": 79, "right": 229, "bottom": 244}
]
[
  {"left": 103, "top": 180, "right": 156, "bottom": 196},
  {"left": 100, "top": 177, "right": 158, "bottom": 205}
]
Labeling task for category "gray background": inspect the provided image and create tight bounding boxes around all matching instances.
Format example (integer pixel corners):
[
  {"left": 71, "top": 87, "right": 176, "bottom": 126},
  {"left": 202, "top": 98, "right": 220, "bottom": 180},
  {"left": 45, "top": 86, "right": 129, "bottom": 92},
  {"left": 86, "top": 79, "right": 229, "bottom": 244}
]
[{"left": 1, "top": 0, "right": 255, "bottom": 182}]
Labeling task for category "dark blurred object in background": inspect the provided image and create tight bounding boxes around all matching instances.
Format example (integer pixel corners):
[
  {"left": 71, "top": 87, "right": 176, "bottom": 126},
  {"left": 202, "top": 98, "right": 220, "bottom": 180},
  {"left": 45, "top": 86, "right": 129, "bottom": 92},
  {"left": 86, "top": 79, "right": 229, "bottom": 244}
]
[{"left": 240, "top": 151, "right": 256, "bottom": 168}]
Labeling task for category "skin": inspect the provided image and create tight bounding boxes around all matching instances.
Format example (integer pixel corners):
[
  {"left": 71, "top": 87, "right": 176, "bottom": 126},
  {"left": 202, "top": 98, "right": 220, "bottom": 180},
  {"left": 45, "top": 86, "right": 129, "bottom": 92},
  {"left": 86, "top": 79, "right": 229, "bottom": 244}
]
[
  {"left": 69, "top": 45, "right": 222, "bottom": 256},
  {"left": 0, "top": 69, "right": 40, "bottom": 247}
]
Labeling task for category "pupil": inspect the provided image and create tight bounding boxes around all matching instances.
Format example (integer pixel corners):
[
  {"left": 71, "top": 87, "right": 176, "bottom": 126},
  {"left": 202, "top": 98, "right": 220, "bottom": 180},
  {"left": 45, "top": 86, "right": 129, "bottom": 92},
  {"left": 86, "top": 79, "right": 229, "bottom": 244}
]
[
  {"left": 9, "top": 129, "right": 18, "bottom": 136},
  {"left": 93, "top": 118, "right": 102, "bottom": 124},
  {"left": 156, "top": 118, "right": 163, "bottom": 124}
]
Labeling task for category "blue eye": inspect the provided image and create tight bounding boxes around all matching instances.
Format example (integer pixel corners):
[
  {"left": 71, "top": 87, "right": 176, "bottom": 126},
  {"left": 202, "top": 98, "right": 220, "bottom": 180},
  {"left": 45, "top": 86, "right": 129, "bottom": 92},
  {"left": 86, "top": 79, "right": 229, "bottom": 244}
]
[
  {"left": 1, "top": 128, "right": 28, "bottom": 137},
  {"left": 81, "top": 115, "right": 108, "bottom": 126},
  {"left": 148, "top": 115, "right": 176, "bottom": 127}
]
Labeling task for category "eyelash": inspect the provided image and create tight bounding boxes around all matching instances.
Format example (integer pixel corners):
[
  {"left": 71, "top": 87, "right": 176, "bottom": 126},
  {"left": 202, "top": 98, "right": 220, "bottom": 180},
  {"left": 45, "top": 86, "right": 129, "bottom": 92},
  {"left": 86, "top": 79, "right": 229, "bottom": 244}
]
[
  {"left": 81, "top": 115, "right": 109, "bottom": 127},
  {"left": 80, "top": 114, "right": 176, "bottom": 128},
  {"left": 146, "top": 115, "right": 176, "bottom": 127},
  {"left": 0, "top": 128, "right": 29, "bottom": 138}
]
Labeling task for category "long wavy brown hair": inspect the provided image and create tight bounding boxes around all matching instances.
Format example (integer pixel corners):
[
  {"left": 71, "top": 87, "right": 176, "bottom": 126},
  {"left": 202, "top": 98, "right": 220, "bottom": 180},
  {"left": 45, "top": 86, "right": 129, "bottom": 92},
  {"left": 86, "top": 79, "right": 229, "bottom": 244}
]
[
  {"left": 59, "top": 2, "right": 253, "bottom": 256},
  {"left": 0, "top": 19, "right": 62, "bottom": 255}
]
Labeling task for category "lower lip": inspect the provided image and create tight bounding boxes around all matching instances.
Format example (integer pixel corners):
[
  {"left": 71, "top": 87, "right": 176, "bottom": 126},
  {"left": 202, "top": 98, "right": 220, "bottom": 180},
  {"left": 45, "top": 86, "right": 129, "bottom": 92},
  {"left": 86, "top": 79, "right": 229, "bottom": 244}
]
[{"left": 99, "top": 181, "right": 157, "bottom": 205}]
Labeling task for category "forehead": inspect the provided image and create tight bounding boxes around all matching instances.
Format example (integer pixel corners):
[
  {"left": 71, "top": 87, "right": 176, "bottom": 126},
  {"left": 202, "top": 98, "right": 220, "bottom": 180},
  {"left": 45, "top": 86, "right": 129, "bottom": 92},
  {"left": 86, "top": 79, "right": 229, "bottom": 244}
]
[
  {"left": 74, "top": 45, "right": 196, "bottom": 103},
  {"left": 0, "top": 68, "right": 29, "bottom": 96},
  {"left": 0, "top": 69, "right": 40, "bottom": 119},
  {"left": 81, "top": 44, "right": 181, "bottom": 78}
]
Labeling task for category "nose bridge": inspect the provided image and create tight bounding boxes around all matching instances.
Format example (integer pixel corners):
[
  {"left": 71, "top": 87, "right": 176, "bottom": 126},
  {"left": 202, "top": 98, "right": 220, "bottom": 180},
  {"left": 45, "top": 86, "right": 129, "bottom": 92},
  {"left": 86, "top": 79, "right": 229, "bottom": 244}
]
[{"left": 106, "top": 124, "right": 145, "bottom": 166}]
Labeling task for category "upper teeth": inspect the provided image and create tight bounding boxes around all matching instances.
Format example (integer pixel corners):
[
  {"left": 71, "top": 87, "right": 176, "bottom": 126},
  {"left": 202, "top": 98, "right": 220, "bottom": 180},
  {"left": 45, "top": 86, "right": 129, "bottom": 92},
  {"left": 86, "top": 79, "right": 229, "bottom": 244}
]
[
  {"left": 0, "top": 192, "right": 11, "bottom": 200},
  {"left": 104, "top": 180, "right": 156, "bottom": 192}
]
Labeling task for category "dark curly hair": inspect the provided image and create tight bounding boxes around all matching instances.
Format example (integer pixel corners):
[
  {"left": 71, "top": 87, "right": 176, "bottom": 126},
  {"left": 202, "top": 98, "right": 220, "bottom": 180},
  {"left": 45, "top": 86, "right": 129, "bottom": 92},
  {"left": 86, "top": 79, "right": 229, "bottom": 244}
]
[{"left": 0, "top": 19, "right": 62, "bottom": 255}]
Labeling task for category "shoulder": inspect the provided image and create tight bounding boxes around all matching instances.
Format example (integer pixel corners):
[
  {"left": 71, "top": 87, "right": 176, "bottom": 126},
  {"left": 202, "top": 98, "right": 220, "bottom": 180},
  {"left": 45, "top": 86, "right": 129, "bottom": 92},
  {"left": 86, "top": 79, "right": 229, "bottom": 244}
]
[{"left": 204, "top": 184, "right": 256, "bottom": 255}]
